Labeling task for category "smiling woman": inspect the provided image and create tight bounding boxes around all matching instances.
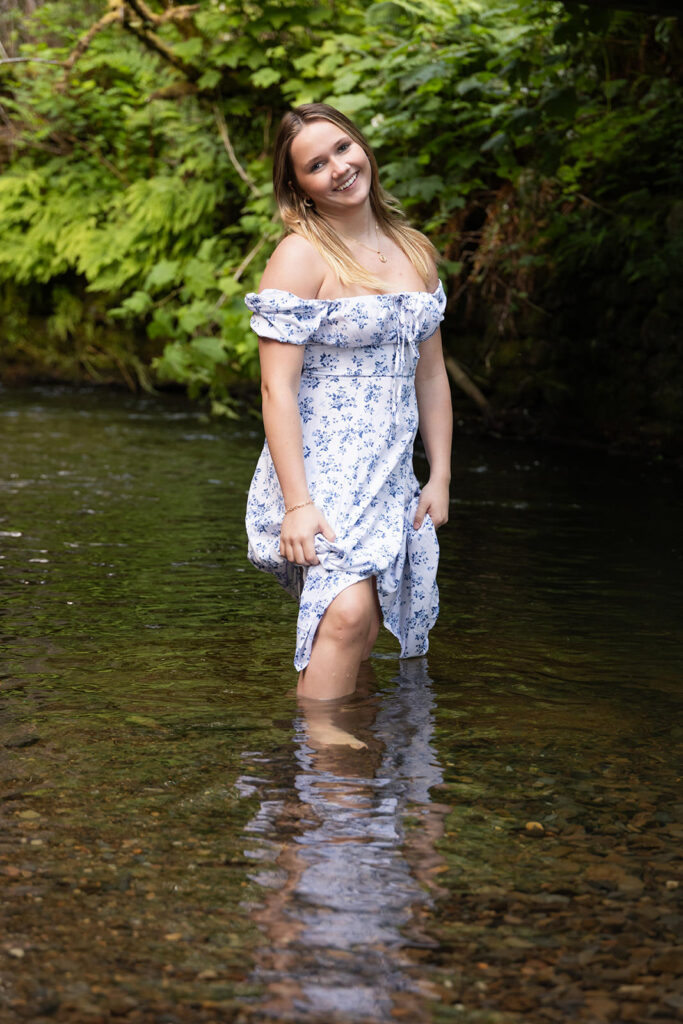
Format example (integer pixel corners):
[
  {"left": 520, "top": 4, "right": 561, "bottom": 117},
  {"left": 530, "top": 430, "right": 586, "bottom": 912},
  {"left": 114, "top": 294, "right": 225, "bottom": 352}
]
[
  {"left": 244, "top": 103, "right": 453, "bottom": 703},
  {"left": 291, "top": 123, "right": 369, "bottom": 206},
  {"left": 291, "top": 122, "right": 390, "bottom": 264},
  {"left": 270, "top": 104, "right": 438, "bottom": 296}
]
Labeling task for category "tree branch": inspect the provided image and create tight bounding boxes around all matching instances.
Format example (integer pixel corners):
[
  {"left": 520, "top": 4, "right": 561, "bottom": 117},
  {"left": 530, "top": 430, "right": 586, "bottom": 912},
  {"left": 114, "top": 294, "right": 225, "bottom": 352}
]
[
  {"left": 213, "top": 104, "right": 261, "bottom": 197},
  {"left": 231, "top": 221, "right": 276, "bottom": 285},
  {"left": 123, "top": 19, "right": 197, "bottom": 78},
  {"left": 0, "top": 101, "right": 14, "bottom": 131},
  {"left": 444, "top": 355, "right": 492, "bottom": 417},
  {"left": 62, "top": 6, "right": 124, "bottom": 75},
  {"left": 61, "top": 1, "right": 200, "bottom": 82},
  {"left": 0, "top": 57, "right": 64, "bottom": 66},
  {"left": 126, "top": 0, "right": 199, "bottom": 25}
]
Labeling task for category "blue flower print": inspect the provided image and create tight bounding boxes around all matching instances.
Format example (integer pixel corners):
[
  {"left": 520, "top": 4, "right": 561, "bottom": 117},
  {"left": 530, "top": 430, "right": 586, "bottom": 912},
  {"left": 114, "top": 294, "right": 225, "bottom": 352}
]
[{"left": 244, "top": 283, "right": 446, "bottom": 671}]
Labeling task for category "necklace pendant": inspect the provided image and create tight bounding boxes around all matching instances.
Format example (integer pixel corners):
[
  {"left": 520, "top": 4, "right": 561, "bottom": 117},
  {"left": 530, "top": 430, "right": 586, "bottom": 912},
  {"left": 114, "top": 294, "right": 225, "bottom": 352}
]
[{"left": 378, "top": 253, "right": 388, "bottom": 263}]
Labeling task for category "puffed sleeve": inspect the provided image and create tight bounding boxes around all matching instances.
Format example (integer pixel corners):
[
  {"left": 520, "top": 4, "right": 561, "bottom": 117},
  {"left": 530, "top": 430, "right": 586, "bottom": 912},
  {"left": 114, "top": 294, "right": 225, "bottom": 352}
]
[
  {"left": 435, "top": 280, "right": 447, "bottom": 319},
  {"left": 244, "top": 289, "right": 327, "bottom": 346}
]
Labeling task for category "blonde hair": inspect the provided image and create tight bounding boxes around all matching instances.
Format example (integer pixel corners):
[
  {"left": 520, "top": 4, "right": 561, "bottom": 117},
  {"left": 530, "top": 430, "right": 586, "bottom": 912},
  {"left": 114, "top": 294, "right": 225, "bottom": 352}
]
[{"left": 272, "top": 103, "right": 438, "bottom": 291}]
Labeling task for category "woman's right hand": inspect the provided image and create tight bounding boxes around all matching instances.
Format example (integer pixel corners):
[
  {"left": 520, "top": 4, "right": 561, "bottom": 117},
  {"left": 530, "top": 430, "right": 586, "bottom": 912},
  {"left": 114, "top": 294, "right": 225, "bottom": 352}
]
[{"left": 280, "top": 503, "right": 336, "bottom": 566}]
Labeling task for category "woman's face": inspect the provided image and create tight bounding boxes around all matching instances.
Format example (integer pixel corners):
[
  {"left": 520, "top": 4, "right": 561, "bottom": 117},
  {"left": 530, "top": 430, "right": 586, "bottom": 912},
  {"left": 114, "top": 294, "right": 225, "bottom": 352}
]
[{"left": 289, "top": 119, "right": 372, "bottom": 218}]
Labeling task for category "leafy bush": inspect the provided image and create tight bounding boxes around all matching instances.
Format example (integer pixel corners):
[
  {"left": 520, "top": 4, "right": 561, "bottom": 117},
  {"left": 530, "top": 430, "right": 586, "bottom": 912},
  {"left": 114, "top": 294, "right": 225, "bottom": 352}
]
[{"left": 1, "top": 0, "right": 681, "bottom": 443}]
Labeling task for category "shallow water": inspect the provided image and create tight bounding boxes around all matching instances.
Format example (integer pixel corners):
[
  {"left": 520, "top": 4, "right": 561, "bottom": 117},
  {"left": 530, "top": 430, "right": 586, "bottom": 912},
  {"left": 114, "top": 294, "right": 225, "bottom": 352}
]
[{"left": 1, "top": 386, "right": 682, "bottom": 1024}]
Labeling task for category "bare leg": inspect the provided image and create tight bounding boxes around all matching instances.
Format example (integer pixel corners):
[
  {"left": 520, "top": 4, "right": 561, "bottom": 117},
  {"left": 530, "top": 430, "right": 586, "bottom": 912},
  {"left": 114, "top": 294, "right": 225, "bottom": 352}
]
[
  {"left": 298, "top": 660, "right": 377, "bottom": 748},
  {"left": 297, "top": 578, "right": 376, "bottom": 701},
  {"left": 361, "top": 577, "right": 381, "bottom": 661}
]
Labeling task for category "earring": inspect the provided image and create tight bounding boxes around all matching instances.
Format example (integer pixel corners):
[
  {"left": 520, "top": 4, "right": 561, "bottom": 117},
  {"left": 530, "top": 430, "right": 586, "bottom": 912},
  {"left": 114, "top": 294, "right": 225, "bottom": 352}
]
[{"left": 303, "top": 197, "right": 314, "bottom": 208}]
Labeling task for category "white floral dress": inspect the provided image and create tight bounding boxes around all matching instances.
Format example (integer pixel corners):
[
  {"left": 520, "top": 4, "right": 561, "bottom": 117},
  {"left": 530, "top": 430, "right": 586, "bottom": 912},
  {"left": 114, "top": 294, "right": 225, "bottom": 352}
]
[{"left": 244, "top": 282, "right": 447, "bottom": 671}]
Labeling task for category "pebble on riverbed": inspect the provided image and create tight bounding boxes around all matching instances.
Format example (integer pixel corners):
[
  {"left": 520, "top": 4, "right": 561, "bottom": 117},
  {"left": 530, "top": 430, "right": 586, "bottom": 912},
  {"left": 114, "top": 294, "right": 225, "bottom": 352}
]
[{"left": 3, "top": 733, "right": 41, "bottom": 749}]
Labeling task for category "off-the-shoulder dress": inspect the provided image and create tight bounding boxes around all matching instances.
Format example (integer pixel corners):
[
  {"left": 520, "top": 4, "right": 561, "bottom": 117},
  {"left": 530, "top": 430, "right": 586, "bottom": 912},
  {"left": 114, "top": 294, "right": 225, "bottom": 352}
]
[{"left": 245, "top": 282, "right": 447, "bottom": 671}]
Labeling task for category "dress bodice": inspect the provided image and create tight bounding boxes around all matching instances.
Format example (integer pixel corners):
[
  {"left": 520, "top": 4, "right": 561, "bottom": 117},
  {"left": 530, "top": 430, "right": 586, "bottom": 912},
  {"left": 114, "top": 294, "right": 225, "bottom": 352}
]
[{"left": 245, "top": 283, "right": 446, "bottom": 378}]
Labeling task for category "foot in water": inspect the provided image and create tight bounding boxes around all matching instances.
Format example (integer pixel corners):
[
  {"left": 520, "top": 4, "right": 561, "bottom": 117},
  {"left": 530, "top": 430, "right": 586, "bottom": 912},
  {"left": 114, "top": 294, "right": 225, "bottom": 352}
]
[{"left": 306, "top": 720, "right": 368, "bottom": 749}]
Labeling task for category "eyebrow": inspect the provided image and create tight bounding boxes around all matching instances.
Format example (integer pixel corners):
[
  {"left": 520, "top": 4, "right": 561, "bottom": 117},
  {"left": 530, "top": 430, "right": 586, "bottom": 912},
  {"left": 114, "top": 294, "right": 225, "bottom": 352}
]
[{"left": 304, "top": 135, "right": 351, "bottom": 169}]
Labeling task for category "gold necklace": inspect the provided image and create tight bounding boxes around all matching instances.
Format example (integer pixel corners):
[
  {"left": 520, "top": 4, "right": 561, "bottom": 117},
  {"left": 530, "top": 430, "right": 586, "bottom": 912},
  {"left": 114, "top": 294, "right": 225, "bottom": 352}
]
[{"left": 339, "top": 220, "right": 388, "bottom": 263}]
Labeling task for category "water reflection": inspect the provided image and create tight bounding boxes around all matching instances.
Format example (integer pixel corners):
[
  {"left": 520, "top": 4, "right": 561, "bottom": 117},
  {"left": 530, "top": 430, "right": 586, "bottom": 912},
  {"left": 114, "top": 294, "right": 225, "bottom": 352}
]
[{"left": 239, "top": 658, "right": 448, "bottom": 1023}]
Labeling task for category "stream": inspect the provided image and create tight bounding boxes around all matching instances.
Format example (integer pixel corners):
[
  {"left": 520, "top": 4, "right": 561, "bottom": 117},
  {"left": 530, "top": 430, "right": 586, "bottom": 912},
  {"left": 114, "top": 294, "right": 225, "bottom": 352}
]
[{"left": 1, "top": 385, "right": 682, "bottom": 1024}]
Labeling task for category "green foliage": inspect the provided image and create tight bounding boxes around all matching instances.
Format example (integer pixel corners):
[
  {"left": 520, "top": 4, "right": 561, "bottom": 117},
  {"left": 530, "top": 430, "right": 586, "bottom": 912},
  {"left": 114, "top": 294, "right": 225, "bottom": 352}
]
[{"left": 0, "top": 0, "right": 681, "bottom": 442}]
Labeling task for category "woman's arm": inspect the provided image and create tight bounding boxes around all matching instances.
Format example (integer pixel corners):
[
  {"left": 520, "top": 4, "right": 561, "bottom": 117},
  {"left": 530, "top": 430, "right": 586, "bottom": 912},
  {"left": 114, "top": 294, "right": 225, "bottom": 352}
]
[
  {"left": 259, "top": 338, "right": 336, "bottom": 564},
  {"left": 414, "top": 325, "right": 453, "bottom": 529},
  {"left": 257, "top": 235, "right": 336, "bottom": 565}
]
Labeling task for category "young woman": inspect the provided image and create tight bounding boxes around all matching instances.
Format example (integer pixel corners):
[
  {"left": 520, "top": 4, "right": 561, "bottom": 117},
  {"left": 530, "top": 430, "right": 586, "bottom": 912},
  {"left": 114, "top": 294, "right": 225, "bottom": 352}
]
[{"left": 245, "top": 103, "right": 452, "bottom": 701}]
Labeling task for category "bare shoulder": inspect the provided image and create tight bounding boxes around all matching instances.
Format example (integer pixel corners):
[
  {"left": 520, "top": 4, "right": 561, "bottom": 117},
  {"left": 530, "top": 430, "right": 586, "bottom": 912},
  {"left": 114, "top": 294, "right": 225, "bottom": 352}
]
[
  {"left": 259, "top": 234, "right": 327, "bottom": 299},
  {"left": 423, "top": 256, "right": 440, "bottom": 293},
  {"left": 405, "top": 226, "right": 440, "bottom": 291}
]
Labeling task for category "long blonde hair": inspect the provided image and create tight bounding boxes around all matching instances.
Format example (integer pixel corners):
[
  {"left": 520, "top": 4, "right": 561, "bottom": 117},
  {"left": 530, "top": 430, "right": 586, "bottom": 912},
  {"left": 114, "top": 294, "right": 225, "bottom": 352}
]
[{"left": 272, "top": 103, "right": 438, "bottom": 291}]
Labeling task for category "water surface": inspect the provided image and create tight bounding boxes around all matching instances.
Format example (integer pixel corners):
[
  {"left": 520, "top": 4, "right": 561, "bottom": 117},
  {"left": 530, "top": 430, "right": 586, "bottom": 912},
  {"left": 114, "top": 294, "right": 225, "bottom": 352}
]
[{"left": 1, "top": 386, "right": 681, "bottom": 1024}]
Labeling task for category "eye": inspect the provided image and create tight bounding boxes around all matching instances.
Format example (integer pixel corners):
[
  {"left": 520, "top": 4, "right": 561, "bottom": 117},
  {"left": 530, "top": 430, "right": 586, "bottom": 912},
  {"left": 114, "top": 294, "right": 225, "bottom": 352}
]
[
  {"left": 309, "top": 159, "right": 324, "bottom": 172},
  {"left": 338, "top": 141, "right": 351, "bottom": 152}
]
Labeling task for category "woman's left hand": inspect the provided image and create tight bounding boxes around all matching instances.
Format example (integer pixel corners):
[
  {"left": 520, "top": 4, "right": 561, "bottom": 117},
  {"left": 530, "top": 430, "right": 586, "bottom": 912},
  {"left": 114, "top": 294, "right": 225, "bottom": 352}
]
[{"left": 413, "top": 477, "right": 450, "bottom": 530}]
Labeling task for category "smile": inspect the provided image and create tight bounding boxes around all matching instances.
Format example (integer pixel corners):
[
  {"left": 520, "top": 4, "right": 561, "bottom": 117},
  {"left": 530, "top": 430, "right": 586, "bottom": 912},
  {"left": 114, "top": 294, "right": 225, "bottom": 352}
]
[{"left": 335, "top": 171, "right": 358, "bottom": 192}]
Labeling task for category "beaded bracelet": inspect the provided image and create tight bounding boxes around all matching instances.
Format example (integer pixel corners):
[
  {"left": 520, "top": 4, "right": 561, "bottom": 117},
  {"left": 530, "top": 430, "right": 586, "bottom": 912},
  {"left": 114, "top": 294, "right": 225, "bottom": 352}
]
[{"left": 284, "top": 499, "right": 314, "bottom": 515}]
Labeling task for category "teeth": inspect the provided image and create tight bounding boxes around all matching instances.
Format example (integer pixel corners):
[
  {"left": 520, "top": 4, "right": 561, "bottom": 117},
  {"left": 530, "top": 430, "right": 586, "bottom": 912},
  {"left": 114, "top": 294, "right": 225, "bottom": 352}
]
[{"left": 336, "top": 172, "right": 358, "bottom": 192}]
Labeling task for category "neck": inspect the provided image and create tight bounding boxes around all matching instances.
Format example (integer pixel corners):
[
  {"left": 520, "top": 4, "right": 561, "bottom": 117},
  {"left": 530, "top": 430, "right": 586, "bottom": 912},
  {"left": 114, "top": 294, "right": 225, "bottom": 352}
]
[{"left": 324, "top": 202, "right": 377, "bottom": 243}]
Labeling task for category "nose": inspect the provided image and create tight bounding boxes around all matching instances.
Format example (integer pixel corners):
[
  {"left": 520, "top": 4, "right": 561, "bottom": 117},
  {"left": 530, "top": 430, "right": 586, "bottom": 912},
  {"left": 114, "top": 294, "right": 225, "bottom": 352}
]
[{"left": 330, "top": 154, "right": 349, "bottom": 177}]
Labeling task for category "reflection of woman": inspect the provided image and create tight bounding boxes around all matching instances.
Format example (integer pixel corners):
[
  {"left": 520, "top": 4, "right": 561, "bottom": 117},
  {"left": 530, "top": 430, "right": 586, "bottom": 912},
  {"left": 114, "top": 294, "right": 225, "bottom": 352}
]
[
  {"left": 241, "top": 660, "right": 447, "bottom": 1022},
  {"left": 245, "top": 103, "right": 452, "bottom": 700}
]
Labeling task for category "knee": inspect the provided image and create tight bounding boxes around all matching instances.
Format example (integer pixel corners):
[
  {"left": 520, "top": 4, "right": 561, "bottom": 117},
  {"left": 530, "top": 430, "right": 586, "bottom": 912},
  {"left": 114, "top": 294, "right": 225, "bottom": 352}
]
[{"left": 323, "top": 588, "right": 373, "bottom": 645}]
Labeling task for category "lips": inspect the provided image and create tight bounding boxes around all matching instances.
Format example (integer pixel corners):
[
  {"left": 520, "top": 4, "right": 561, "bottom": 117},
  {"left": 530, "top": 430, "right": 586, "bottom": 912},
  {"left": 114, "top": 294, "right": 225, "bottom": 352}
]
[{"left": 335, "top": 171, "right": 358, "bottom": 192}]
